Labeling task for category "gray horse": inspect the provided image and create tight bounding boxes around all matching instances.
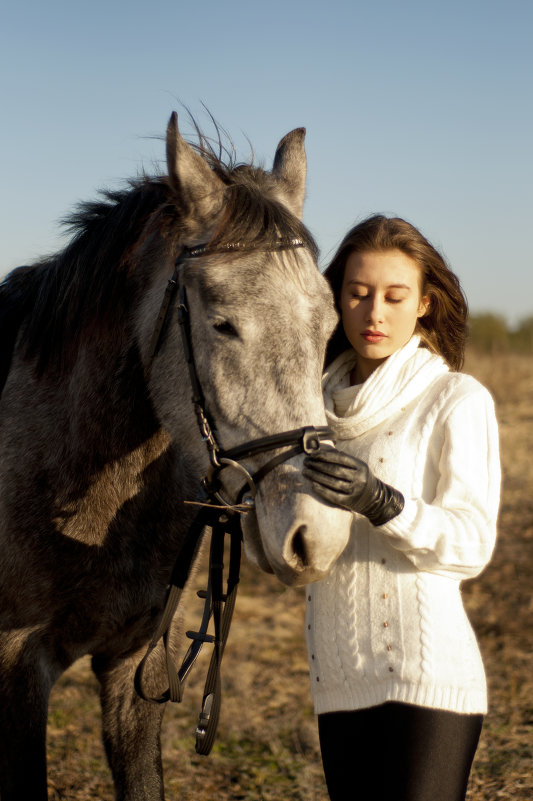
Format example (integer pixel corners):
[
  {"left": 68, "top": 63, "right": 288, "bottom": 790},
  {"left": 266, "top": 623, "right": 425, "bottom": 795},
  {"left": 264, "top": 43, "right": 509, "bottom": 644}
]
[{"left": 0, "top": 114, "right": 351, "bottom": 800}]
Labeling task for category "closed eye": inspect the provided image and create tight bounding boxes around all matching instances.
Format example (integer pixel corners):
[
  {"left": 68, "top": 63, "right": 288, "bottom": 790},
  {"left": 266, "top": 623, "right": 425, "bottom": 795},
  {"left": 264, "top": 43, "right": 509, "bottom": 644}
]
[
  {"left": 351, "top": 293, "right": 403, "bottom": 304},
  {"left": 213, "top": 320, "right": 239, "bottom": 337}
]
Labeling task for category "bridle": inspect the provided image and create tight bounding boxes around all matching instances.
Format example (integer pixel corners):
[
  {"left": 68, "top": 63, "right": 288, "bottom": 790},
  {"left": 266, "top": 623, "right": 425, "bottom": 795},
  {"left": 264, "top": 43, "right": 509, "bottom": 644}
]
[
  {"left": 149, "top": 239, "right": 334, "bottom": 505},
  {"left": 134, "top": 238, "right": 334, "bottom": 754}
]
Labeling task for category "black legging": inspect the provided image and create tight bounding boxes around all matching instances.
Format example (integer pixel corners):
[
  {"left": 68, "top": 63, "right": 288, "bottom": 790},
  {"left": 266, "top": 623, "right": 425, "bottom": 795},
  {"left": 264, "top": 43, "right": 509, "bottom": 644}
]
[{"left": 318, "top": 703, "right": 483, "bottom": 801}]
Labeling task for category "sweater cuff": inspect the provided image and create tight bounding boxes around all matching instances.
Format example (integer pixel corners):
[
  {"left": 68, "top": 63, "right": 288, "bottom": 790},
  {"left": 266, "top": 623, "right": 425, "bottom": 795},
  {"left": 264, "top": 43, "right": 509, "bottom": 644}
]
[{"left": 377, "top": 497, "right": 420, "bottom": 537}]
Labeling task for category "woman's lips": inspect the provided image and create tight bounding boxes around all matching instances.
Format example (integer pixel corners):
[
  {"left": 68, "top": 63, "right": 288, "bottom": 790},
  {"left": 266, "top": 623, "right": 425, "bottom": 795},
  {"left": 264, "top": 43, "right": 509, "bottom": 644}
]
[{"left": 361, "top": 331, "right": 387, "bottom": 343}]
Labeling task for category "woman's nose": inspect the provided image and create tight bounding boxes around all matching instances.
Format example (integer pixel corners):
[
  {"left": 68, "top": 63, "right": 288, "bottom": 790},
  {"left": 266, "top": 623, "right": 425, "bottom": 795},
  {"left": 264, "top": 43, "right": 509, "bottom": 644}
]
[{"left": 366, "top": 297, "right": 384, "bottom": 324}]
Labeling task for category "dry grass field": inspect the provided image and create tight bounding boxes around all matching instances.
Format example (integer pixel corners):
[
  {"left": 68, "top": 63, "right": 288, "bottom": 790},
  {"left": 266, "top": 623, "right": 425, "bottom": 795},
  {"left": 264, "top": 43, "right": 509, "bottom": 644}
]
[{"left": 46, "top": 349, "right": 533, "bottom": 800}]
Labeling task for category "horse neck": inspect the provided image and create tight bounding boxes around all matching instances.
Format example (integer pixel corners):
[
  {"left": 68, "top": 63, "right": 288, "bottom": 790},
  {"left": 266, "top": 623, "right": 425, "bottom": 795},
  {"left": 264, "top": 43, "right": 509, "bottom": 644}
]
[
  {"left": 2, "top": 313, "right": 161, "bottom": 501},
  {"left": 62, "top": 330, "right": 160, "bottom": 473}
]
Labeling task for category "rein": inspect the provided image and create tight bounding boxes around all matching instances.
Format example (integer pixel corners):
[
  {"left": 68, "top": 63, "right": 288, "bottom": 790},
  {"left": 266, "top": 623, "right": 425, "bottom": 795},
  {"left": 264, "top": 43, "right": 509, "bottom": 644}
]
[{"left": 134, "top": 239, "right": 334, "bottom": 755}]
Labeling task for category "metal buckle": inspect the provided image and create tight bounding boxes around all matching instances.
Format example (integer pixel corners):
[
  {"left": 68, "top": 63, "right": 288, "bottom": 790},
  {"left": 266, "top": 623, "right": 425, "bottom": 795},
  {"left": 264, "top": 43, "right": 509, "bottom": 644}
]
[
  {"left": 195, "top": 693, "right": 214, "bottom": 739},
  {"left": 301, "top": 426, "right": 323, "bottom": 454}
]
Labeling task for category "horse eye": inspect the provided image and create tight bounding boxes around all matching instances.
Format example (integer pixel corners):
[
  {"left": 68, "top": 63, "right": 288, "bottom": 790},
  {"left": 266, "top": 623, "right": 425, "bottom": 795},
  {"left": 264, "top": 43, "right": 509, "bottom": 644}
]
[{"left": 213, "top": 320, "right": 239, "bottom": 337}]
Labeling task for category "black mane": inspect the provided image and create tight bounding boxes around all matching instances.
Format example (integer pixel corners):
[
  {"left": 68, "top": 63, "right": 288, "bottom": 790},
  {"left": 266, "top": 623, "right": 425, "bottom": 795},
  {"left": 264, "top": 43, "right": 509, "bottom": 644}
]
[{"left": 0, "top": 265, "right": 41, "bottom": 393}]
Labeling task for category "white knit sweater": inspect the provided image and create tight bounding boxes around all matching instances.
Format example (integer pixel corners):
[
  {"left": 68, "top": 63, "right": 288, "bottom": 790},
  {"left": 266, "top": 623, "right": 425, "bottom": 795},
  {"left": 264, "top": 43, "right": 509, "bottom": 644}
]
[{"left": 306, "top": 336, "right": 500, "bottom": 715}]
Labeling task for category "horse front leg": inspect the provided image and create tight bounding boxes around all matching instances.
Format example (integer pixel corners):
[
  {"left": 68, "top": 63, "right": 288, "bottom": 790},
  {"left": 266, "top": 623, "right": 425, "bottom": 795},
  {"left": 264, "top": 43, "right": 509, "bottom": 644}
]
[
  {"left": 92, "top": 650, "right": 168, "bottom": 801},
  {"left": 0, "top": 635, "right": 52, "bottom": 801}
]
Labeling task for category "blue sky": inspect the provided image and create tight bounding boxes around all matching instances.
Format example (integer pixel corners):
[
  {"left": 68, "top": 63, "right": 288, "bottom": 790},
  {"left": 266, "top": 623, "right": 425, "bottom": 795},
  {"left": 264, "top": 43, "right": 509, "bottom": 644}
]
[{"left": 1, "top": 0, "right": 531, "bottom": 324}]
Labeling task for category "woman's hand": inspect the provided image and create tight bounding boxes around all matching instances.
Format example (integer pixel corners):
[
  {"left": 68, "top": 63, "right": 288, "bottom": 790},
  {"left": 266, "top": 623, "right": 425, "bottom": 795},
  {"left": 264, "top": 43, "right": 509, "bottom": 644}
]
[{"left": 303, "top": 448, "right": 404, "bottom": 526}]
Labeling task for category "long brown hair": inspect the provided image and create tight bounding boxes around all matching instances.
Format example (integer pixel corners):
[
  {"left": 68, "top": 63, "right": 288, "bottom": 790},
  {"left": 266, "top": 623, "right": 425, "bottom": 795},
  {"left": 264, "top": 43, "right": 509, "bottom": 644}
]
[{"left": 324, "top": 215, "right": 468, "bottom": 370}]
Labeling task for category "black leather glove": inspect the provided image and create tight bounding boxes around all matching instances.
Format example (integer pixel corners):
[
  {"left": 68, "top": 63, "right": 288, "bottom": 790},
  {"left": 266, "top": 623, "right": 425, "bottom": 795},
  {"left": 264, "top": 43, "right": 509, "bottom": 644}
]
[{"left": 303, "top": 448, "right": 404, "bottom": 526}]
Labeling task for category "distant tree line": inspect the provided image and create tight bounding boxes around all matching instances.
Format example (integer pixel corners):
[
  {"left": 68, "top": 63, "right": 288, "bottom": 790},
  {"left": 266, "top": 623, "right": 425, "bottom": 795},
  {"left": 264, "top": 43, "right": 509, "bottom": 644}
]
[{"left": 468, "top": 314, "right": 533, "bottom": 353}]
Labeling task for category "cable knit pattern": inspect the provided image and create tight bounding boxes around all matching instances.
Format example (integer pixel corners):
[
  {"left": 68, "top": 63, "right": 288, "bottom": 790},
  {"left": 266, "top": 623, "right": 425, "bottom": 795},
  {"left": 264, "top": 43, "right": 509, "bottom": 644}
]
[
  {"left": 415, "top": 572, "right": 432, "bottom": 680},
  {"left": 305, "top": 336, "right": 501, "bottom": 715},
  {"left": 334, "top": 541, "right": 360, "bottom": 691}
]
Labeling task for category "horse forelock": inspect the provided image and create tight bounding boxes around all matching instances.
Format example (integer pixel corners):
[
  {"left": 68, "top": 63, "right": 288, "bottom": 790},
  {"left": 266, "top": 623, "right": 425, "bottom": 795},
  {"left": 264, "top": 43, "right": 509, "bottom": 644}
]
[{"left": 208, "top": 178, "right": 317, "bottom": 263}]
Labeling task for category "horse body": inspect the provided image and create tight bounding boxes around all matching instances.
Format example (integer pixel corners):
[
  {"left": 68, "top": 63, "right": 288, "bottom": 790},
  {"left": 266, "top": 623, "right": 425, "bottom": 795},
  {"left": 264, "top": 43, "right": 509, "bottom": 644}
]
[{"left": 0, "top": 116, "right": 351, "bottom": 800}]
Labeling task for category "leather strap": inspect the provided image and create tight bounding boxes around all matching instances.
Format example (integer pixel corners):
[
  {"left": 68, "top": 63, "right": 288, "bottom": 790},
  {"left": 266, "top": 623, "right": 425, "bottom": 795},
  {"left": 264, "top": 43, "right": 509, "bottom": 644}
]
[
  {"left": 134, "top": 505, "right": 212, "bottom": 704},
  {"left": 134, "top": 505, "right": 242, "bottom": 755},
  {"left": 195, "top": 515, "right": 241, "bottom": 754}
]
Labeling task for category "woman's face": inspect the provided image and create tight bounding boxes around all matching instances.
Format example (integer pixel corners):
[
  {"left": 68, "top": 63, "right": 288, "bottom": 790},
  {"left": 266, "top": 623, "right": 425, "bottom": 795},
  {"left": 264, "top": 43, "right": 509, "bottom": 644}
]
[{"left": 340, "top": 248, "right": 430, "bottom": 383}]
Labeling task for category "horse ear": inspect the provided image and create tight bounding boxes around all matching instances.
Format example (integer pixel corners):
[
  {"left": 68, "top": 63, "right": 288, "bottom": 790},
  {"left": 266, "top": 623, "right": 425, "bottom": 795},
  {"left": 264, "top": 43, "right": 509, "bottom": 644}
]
[
  {"left": 166, "top": 112, "right": 225, "bottom": 228},
  {"left": 272, "top": 128, "right": 307, "bottom": 219}
]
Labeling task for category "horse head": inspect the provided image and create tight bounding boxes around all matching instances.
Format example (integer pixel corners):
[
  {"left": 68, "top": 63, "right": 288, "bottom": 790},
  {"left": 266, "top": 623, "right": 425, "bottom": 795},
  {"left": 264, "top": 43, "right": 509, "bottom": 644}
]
[{"left": 138, "top": 114, "right": 352, "bottom": 586}]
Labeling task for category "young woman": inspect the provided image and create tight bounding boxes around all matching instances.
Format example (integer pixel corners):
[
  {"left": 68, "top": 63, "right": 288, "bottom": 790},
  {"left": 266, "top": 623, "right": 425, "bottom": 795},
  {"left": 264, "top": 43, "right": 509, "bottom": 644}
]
[{"left": 302, "top": 215, "right": 500, "bottom": 801}]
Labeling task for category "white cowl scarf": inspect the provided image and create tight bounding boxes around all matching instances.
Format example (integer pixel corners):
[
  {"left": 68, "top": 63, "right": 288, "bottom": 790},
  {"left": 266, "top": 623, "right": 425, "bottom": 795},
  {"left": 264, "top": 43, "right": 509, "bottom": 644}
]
[{"left": 322, "top": 335, "right": 449, "bottom": 439}]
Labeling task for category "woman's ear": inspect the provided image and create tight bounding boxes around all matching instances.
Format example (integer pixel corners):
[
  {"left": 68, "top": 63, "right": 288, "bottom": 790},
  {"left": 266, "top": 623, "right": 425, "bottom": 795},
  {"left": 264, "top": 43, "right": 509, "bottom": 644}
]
[{"left": 417, "top": 295, "right": 431, "bottom": 317}]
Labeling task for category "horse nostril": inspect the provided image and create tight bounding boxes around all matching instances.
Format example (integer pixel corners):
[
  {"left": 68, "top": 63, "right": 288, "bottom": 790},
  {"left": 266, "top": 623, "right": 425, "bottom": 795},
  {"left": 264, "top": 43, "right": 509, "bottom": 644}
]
[{"left": 290, "top": 525, "right": 309, "bottom": 568}]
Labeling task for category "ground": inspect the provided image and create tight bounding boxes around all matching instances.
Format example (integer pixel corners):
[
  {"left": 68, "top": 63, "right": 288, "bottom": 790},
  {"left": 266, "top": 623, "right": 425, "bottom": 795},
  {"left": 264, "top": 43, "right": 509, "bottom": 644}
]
[{"left": 46, "top": 350, "right": 533, "bottom": 800}]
